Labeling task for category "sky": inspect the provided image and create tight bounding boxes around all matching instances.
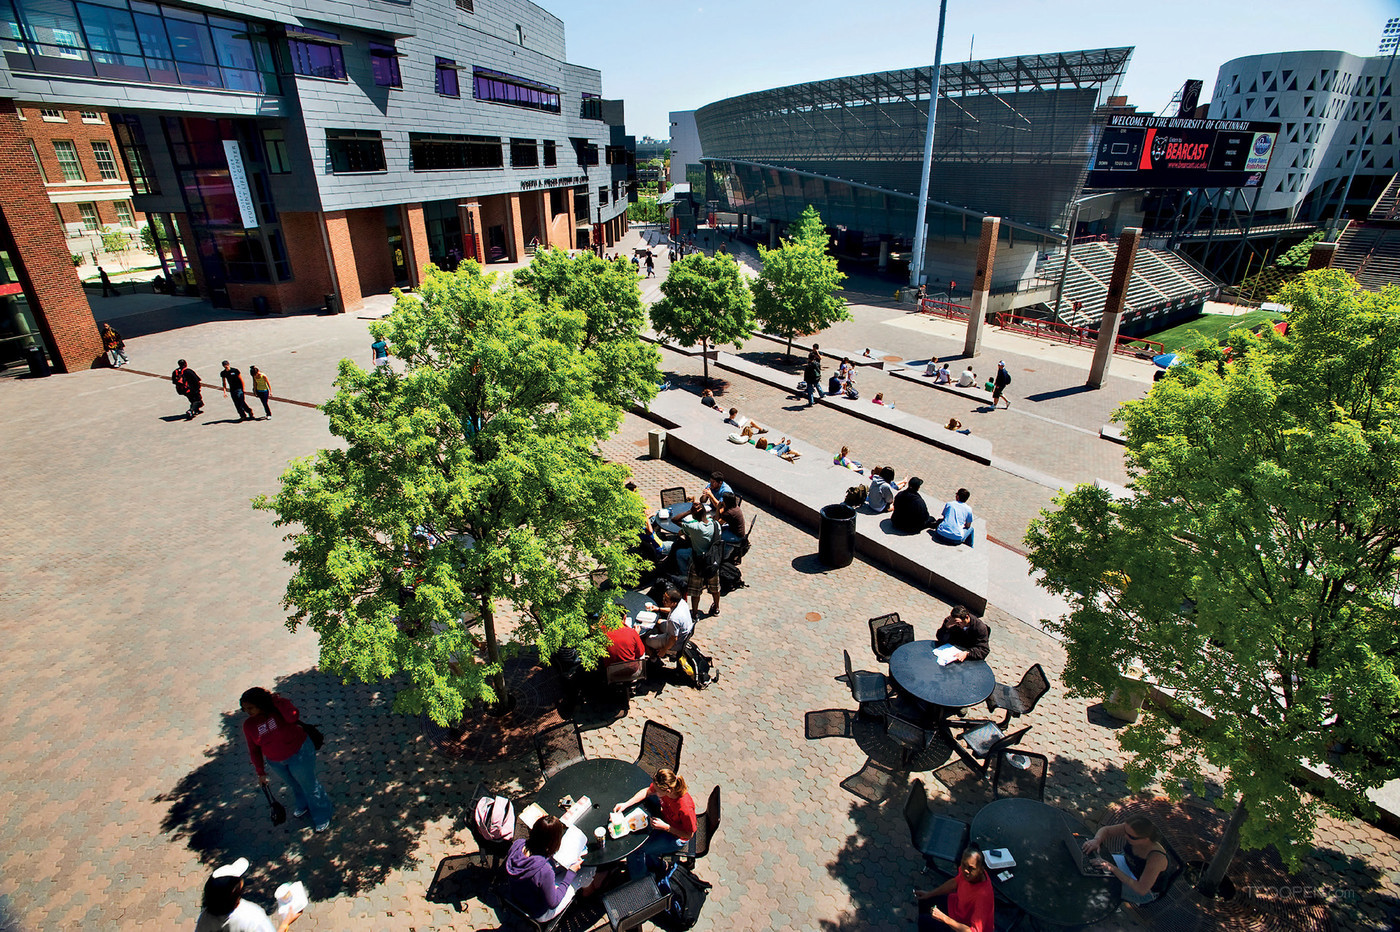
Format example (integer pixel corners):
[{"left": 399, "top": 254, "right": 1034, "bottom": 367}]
[{"left": 542, "top": 0, "right": 1398, "bottom": 140}]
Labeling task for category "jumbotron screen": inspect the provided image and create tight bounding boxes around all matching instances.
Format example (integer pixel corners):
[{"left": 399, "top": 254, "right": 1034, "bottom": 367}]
[{"left": 1085, "top": 115, "right": 1280, "bottom": 189}]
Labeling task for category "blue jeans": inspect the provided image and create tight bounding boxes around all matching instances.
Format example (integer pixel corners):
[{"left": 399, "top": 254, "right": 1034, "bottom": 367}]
[
  {"left": 266, "top": 738, "right": 332, "bottom": 826},
  {"left": 806, "top": 381, "right": 821, "bottom": 405},
  {"left": 935, "top": 526, "right": 974, "bottom": 547},
  {"left": 626, "top": 830, "right": 687, "bottom": 878}
]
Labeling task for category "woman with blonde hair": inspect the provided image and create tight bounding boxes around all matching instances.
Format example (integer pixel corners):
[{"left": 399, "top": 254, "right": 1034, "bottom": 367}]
[{"left": 613, "top": 768, "right": 696, "bottom": 878}]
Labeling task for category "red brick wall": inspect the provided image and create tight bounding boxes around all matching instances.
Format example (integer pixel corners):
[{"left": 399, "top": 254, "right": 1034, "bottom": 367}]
[
  {"left": 225, "top": 211, "right": 336, "bottom": 314},
  {"left": 18, "top": 104, "right": 144, "bottom": 231},
  {"left": 404, "top": 203, "right": 431, "bottom": 286},
  {"left": 346, "top": 207, "right": 393, "bottom": 297},
  {"left": 0, "top": 99, "right": 103, "bottom": 372},
  {"left": 323, "top": 210, "right": 362, "bottom": 312}
]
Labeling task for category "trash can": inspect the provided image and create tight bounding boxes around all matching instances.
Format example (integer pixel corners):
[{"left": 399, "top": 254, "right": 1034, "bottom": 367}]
[
  {"left": 647, "top": 428, "right": 666, "bottom": 459},
  {"left": 23, "top": 344, "right": 51, "bottom": 378},
  {"left": 818, "top": 502, "right": 857, "bottom": 568},
  {"left": 252, "top": 295, "right": 269, "bottom": 316},
  {"left": 323, "top": 292, "right": 338, "bottom": 315}
]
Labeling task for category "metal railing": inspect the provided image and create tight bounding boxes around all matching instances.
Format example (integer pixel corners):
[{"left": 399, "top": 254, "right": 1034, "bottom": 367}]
[
  {"left": 918, "top": 297, "right": 971, "bottom": 320},
  {"left": 992, "top": 312, "right": 1164, "bottom": 358}
]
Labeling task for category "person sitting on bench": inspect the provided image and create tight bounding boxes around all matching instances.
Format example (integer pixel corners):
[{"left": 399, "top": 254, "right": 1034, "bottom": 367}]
[{"left": 934, "top": 488, "right": 975, "bottom": 546}]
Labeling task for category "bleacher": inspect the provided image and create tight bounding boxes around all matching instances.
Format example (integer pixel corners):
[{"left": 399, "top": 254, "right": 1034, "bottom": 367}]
[
  {"left": 1370, "top": 174, "right": 1400, "bottom": 224},
  {"left": 1330, "top": 174, "right": 1400, "bottom": 292},
  {"left": 1040, "top": 242, "right": 1221, "bottom": 329}
]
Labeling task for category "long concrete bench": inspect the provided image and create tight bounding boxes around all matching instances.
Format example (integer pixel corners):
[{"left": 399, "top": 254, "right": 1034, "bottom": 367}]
[
  {"left": 751, "top": 331, "right": 885, "bottom": 367},
  {"left": 639, "top": 387, "right": 990, "bottom": 613},
  {"left": 888, "top": 362, "right": 999, "bottom": 405},
  {"left": 712, "top": 352, "right": 993, "bottom": 465}
]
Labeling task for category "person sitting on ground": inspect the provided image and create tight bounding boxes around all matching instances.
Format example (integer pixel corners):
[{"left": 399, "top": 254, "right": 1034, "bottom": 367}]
[
  {"left": 914, "top": 846, "right": 994, "bottom": 932},
  {"left": 935, "top": 363, "right": 952, "bottom": 384},
  {"left": 945, "top": 418, "right": 971, "bottom": 435},
  {"left": 643, "top": 583, "right": 694, "bottom": 659},
  {"left": 1082, "top": 818, "right": 1171, "bottom": 905},
  {"left": 504, "top": 814, "right": 605, "bottom": 923},
  {"left": 828, "top": 357, "right": 853, "bottom": 396},
  {"left": 934, "top": 605, "right": 990, "bottom": 662},
  {"left": 833, "top": 445, "right": 863, "bottom": 472},
  {"left": 699, "top": 471, "right": 733, "bottom": 510},
  {"left": 957, "top": 365, "right": 977, "bottom": 387},
  {"left": 718, "top": 491, "right": 746, "bottom": 543},
  {"left": 934, "top": 487, "right": 975, "bottom": 546},
  {"left": 757, "top": 436, "right": 801, "bottom": 462},
  {"left": 872, "top": 392, "right": 888, "bottom": 406},
  {"left": 700, "top": 388, "right": 718, "bottom": 409},
  {"left": 924, "top": 355, "right": 940, "bottom": 377},
  {"left": 865, "top": 466, "right": 899, "bottom": 513},
  {"left": 891, "top": 476, "right": 936, "bottom": 533}
]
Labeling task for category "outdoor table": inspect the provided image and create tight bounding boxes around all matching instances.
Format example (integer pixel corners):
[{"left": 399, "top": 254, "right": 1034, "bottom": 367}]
[
  {"left": 970, "top": 797, "right": 1120, "bottom": 928},
  {"left": 651, "top": 501, "right": 692, "bottom": 537},
  {"left": 888, "top": 640, "right": 995, "bottom": 766},
  {"left": 536, "top": 758, "right": 654, "bottom": 867},
  {"left": 616, "top": 589, "right": 652, "bottom": 622}
]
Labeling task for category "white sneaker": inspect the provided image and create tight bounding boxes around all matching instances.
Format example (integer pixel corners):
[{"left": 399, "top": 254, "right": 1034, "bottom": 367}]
[{"left": 314, "top": 820, "right": 330, "bottom": 832}]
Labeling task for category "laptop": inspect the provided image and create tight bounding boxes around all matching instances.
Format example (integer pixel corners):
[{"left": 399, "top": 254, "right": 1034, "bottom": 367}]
[{"left": 1062, "top": 823, "right": 1114, "bottom": 878}]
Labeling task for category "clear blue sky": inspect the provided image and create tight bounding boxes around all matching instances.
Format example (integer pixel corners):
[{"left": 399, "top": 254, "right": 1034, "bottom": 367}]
[{"left": 543, "top": 0, "right": 1397, "bottom": 140}]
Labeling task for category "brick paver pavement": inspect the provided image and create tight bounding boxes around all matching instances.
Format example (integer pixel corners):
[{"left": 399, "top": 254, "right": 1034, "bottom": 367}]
[{"left": 1, "top": 268, "right": 1396, "bottom": 932}]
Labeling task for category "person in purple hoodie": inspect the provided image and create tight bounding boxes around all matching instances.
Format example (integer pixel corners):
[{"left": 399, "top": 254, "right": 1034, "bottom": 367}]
[{"left": 504, "top": 815, "right": 603, "bottom": 922}]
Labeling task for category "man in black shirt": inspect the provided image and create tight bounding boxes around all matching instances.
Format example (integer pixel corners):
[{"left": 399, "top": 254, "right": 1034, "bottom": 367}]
[
  {"left": 934, "top": 605, "right": 991, "bottom": 662},
  {"left": 891, "top": 476, "right": 936, "bottom": 533},
  {"left": 220, "top": 360, "right": 256, "bottom": 421}
]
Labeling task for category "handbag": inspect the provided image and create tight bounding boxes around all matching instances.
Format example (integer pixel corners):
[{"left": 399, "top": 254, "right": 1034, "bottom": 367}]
[
  {"left": 262, "top": 783, "right": 287, "bottom": 826},
  {"left": 302, "top": 722, "right": 324, "bottom": 750}
]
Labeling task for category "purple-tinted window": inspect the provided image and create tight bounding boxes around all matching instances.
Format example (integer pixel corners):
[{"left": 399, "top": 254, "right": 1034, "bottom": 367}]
[
  {"left": 370, "top": 42, "right": 401, "bottom": 88},
  {"left": 288, "top": 28, "right": 345, "bottom": 80},
  {"left": 435, "top": 57, "right": 459, "bottom": 97},
  {"left": 472, "top": 66, "right": 559, "bottom": 113}
]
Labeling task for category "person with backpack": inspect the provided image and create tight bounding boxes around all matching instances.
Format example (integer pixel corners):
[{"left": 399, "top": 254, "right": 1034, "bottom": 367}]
[
  {"left": 680, "top": 503, "right": 721, "bottom": 617},
  {"left": 503, "top": 814, "right": 605, "bottom": 923},
  {"left": 101, "top": 323, "right": 127, "bottom": 368},
  {"left": 613, "top": 768, "right": 696, "bottom": 880},
  {"left": 240, "top": 687, "right": 333, "bottom": 832},
  {"left": 992, "top": 361, "right": 1012, "bottom": 409},
  {"left": 172, "top": 359, "right": 203, "bottom": 419},
  {"left": 802, "top": 353, "right": 822, "bottom": 406}
]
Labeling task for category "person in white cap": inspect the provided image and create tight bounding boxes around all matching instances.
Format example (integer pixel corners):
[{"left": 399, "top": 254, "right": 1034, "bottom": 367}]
[
  {"left": 194, "top": 858, "right": 301, "bottom": 932},
  {"left": 992, "top": 361, "right": 1012, "bottom": 409}
]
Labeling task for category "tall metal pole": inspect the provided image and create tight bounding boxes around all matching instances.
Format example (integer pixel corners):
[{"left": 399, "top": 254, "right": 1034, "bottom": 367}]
[
  {"left": 909, "top": 0, "right": 949, "bottom": 288},
  {"left": 1053, "top": 200, "right": 1080, "bottom": 320},
  {"left": 1331, "top": 20, "right": 1397, "bottom": 236}
]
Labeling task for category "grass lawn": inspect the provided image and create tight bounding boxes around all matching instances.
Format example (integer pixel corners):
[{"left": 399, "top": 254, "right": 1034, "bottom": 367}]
[{"left": 1147, "top": 311, "right": 1284, "bottom": 354}]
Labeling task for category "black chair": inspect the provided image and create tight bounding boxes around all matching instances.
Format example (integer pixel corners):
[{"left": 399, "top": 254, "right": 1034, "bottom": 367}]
[
  {"left": 992, "top": 749, "right": 1049, "bottom": 801},
  {"left": 869, "top": 613, "right": 914, "bottom": 663},
  {"left": 466, "top": 781, "right": 514, "bottom": 873},
  {"left": 986, "top": 663, "right": 1050, "bottom": 726},
  {"left": 679, "top": 785, "right": 721, "bottom": 864},
  {"left": 1099, "top": 820, "right": 1186, "bottom": 912},
  {"left": 659, "top": 487, "right": 688, "bottom": 510},
  {"left": 886, "top": 710, "right": 933, "bottom": 766},
  {"left": 496, "top": 883, "right": 566, "bottom": 931},
  {"left": 636, "top": 719, "right": 683, "bottom": 776},
  {"left": 903, "top": 779, "right": 970, "bottom": 876},
  {"left": 843, "top": 649, "right": 889, "bottom": 717},
  {"left": 959, "top": 724, "right": 1032, "bottom": 776},
  {"left": 534, "top": 720, "right": 586, "bottom": 779},
  {"left": 602, "top": 875, "right": 671, "bottom": 932},
  {"left": 604, "top": 659, "right": 647, "bottom": 712}
]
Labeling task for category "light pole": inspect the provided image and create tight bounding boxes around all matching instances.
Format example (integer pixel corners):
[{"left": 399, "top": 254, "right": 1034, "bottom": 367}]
[{"left": 909, "top": 0, "right": 949, "bottom": 289}]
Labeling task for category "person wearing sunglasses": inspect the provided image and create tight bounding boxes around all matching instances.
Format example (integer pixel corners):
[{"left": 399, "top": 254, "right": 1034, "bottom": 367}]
[
  {"left": 1082, "top": 817, "right": 1170, "bottom": 904},
  {"left": 913, "top": 845, "right": 994, "bottom": 931}
]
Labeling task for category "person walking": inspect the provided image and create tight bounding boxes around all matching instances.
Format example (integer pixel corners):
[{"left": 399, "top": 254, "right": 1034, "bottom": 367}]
[
  {"left": 101, "top": 323, "right": 127, "bottom": 368},
  {"left": 992, "top": 361, "right": 1012, "bottom": 410},
  {"left": 645, "top": 253, "right": 655, "bottom": 277},
  {"left": 173, "top": 359, "right": 203, "bottom": 420},
  {"left": 249, "top": 365, "right": 272, "bottom": 418},
  {"left": 240, "top": 687, "right": 333, "bottom": 832},
  {"left": 370, "top": 336, "right": 389, "bottom": 368},
  {"left": 221, "top": 361, "right": 256, "bottom": 421},
  {"left": 97, "top": 266, "right": 118, "bottom": 297}
]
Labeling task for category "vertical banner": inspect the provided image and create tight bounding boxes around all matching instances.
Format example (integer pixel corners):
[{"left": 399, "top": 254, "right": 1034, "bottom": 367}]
[{"left": 222, "top": 139, "right": 259, "bottom": 230}]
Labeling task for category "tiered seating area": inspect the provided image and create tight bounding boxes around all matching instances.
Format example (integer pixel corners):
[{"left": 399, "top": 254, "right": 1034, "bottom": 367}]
[
  {"left": 1371, "top": 174, "right": 1400, "bottom": 223},
  {"left": 1042, "top": 243, "right": 1220, "bottom": 329},
  {"left": 1331, "top": 175, "right": 1400, "bottom": 292}
]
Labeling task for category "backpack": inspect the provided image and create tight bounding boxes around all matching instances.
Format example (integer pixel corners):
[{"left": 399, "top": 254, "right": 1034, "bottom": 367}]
[
  {"left": 473, "top": 795, "right": 515, "bottom": 842},
  {"left": 717, "top": 561, "right": 745, "bottom": 595},
  {"left": 676, "top": 641, "right": 716, "bottom": 690},
  {"left": 844, "top": 485, "right": 867, "bottom": 508},
  {"left": 654, "top": 861, "right": 712, "bottom": 930}
]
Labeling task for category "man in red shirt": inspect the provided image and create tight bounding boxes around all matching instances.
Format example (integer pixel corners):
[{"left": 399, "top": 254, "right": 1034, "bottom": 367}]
[
  {"left": 915, "top": 847, "right": 994, "bottom": 932},
  {"left": 605, "top": 624, "right": 645, "bottom": 663}
]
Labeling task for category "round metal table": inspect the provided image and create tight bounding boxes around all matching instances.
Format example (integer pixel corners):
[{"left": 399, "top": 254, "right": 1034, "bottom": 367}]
[
  {"left": 888, "top": 640, "right": 995, "bottom": 711},
  {"left": 536, "top": 758, "right": 654, "bottom": 867},
  {"left": 970, "top": 797, "right": 1121, "bottom": 927},
  {"left": 652, "top": 501, "right": 692, "bottom": 537}
]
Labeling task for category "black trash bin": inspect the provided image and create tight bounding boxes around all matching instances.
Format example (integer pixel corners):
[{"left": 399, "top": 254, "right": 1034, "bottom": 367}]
[
  {"left": 818, "top": 502, "right": 857, "bottom": 568},
  {"left": 252, "top": 295, "right": 269, "bottom": 316},
  {"left": 23, "top": 344, "right": 51, "bottom": 378},
  {"left": 323, "top": 293, "right": 339, "bottom": 315}
]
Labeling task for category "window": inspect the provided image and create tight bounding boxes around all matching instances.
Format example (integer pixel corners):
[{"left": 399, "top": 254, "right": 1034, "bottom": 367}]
[
  {"left": 543, "top": 139, "right": 556, "bottom": 167},
  {"left": 581, "top": 94, "right": 603, "bottom": 121},
  {"left": 598, "top": 186, "right": 608, "bottom": 206},
  {"left": 472, "top": 67, "right": 560, "bottom": 113},
  {"left": 40, "top": 108, "right": 65, "bottom": 121},
  {"left": 110, "top": 114, "right": 157, "bottom": 194},
  {"left": 326, "top": 129, "right": 386, "bottom": 173},
  {"left": 91, "top": 141, "right": 120, "bottom": 179},
  {"left": 454, "top": 0, "right": 473, "bottom": 10},
  {"left": 54, "top": 204, "right": 65, "bottom": 227},
  {"left": 53, "top": 140, "right": 84, "bottom": 181},
  {"left": 113, "top": 200, "right": 135, "bottom": 226},
  {"left": 605, "top": 145, "right": 629, "bottom": 166},
  {"left": 370, "top": 42, "right": 401, "bottom": 88},
  {"left": 570, "top": 137, "right": 598, "bottom": 166},
  {"left": 435, "top": 57, "right": 460, "bottom": 97},
  {"left": 515, "top": 24, "right": 524, "bottom": 46},
  {"left": 510, "top": 138, "right": 537, "bottom": 168},
  {"left": 80, "top": 110, "right": 101, "bottom": 122},
  {"left": 409, "top": 133, "right": 502, "bottom": 171},
  {"left": 78, "top": 202, "right": 100, "bottom": 230},
  {"left": 27, "top": 139, "right": 46, "bottom": 182},
  {"left": 287, "top": 28, "right": 346, "bottom": 80},
  {"left": 262, "top": 128, "right": 290, "bottom": 174}
]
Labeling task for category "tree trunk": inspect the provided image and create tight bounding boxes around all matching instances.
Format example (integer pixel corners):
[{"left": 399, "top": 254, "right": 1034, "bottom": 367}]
[
  {"left": 702, "top": 337, "right": 711, "bottom": 385},
  {"left": 1198, "top": 796, "right": 1248, "bottom": 897},
  {"left": 786, "top": 332, "right": 794, "bottom": 360},
  {"left": 480, "top": 592, "right": 508, "bottom": 705}
]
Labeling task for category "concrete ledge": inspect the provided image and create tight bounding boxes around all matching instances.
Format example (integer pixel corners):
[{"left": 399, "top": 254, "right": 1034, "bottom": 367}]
[
  {"left": 888, "top": 364, "right": 998, "bottom": 406},
  {"left": 1100, "top": 424, "right": 1126, "bottom": 445},
  {"left": 751, "top": 331, "right": 885, "bottom": 366}
]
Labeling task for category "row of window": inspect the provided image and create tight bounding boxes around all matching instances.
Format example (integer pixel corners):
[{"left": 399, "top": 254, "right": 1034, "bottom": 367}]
[
  {"left": 29, "top": 138, "right": 122, "bottom": 182},
  {"left": 325, "top": 131, "right": 597, "bottom": 174},
  {"left": 32, "top": 107, "right": 100, "bottom": 122},
  {"left": 60, "top": 200, "right": 136, "bottom": 231}
]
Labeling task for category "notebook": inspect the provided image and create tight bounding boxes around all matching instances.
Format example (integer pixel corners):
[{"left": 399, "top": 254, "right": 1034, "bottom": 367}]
[{"left": 932, "top": 643, "right": 961, "bottom": 666}]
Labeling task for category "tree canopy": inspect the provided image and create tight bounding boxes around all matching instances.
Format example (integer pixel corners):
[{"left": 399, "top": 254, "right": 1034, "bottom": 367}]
[
  {"left": 255, "top": 259, "right": 659, "bottom": 726},
  {"left": 752, "top": 206, "right": 849, "bottom": 358},
  {"left": 650, "top": 251, "right": 753, "bottom": 384},
  {"left": 1025, "top": 270, "right": 1400, "bottom": 882}
]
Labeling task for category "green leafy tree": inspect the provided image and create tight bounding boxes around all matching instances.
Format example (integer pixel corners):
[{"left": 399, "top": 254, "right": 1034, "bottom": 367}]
[
  {"left": 650, "top": 252, "right": 753, "bottom": 385},
  {"left": 628, "top": 197, "right": 666, "bottom": 225},
  {"left": 139, "top": 215, "right": 165, "bottom": 254},
  {"left": 1025, "top": 269, "right": 1400, "bottom": 894},
  {"left": 1275, "top": 230, "right": 1325, "bottom": 270},
  {"left": 255, "top": 262, "right": 658, "bottom": 725},
  {"left": 100, "top": 226, "right": 130, "bottom": 269},
  {"left": 752, "top": 206, "right": 849, "bottom": 359}
]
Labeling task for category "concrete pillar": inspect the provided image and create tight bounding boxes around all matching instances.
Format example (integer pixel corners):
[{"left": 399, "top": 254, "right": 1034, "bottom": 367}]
[
  {"left": 460, "top": 201, "right": 485, "bottom": 264},
  {"left": 323, "top": 210, "right": 363, "bottom": 312},
  {"left": 403, "top": 203, "right": 430, "bottom": 286},
  {"left": 538, "top": 191, "right": 557, "bottom": 250},
  {"left": 1087, "top": 227, "right": 1141, "bottom": 389},
  {"left": 768, "top": 219, "right": 779, "bottom": 248},
  {"left": 565, "top": 189, "right": 577, "bottom": 250},
  {"left": 878, "top": 240, "right": 890, "bottom": 271},
  {"left": 963, "top": 216, "right": 1001, "bottom": 357},
  {"left": 505, "top": 193, "right": 526, "bottom": 261},
  {"left": 1307, "top": 241, "right": 1336, "bottom": 270}
]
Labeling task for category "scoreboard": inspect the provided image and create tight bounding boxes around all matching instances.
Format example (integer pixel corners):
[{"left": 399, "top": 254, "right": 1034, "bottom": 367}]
[{"left": 1085, "top": 114, "right": 1280, "bottom": 190}]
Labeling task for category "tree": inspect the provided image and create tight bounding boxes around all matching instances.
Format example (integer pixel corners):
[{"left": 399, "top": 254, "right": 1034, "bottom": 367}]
[
  {"left": 254, "top": 261, "right": 659, "bottom": 726},
  {"left": 1025, "top": 270, "right": 1400, "bottom": 894},
  {"left": 650, "top": 252, "right": 753, "bottom": 385},
  {"left": 100, "top": 226, "right": 130, "bottom": 269},
  {"left": 752, "top": 206, "right": 849, "bottom": 359},
  {"left": 139, "top": 214, "right": 165, "bottom": 255},
  {"left": 1275, "top": 230, "right": 1325, "bottom": 270}
]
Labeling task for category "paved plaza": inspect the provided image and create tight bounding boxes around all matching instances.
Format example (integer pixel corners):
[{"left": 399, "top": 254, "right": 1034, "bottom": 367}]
[{"left": 2, "top": 234, "right": 1398, "bottom": 931}]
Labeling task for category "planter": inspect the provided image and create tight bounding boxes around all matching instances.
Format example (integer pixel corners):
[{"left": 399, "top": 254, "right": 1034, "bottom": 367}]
[{"left": 1104, "top": 672, "right": 1149, "bottom": 723}]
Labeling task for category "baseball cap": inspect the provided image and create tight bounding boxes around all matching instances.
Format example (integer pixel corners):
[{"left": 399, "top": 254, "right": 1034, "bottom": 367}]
[{"left": 212, "top": 858, "right": 250, "bottom": 879}]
